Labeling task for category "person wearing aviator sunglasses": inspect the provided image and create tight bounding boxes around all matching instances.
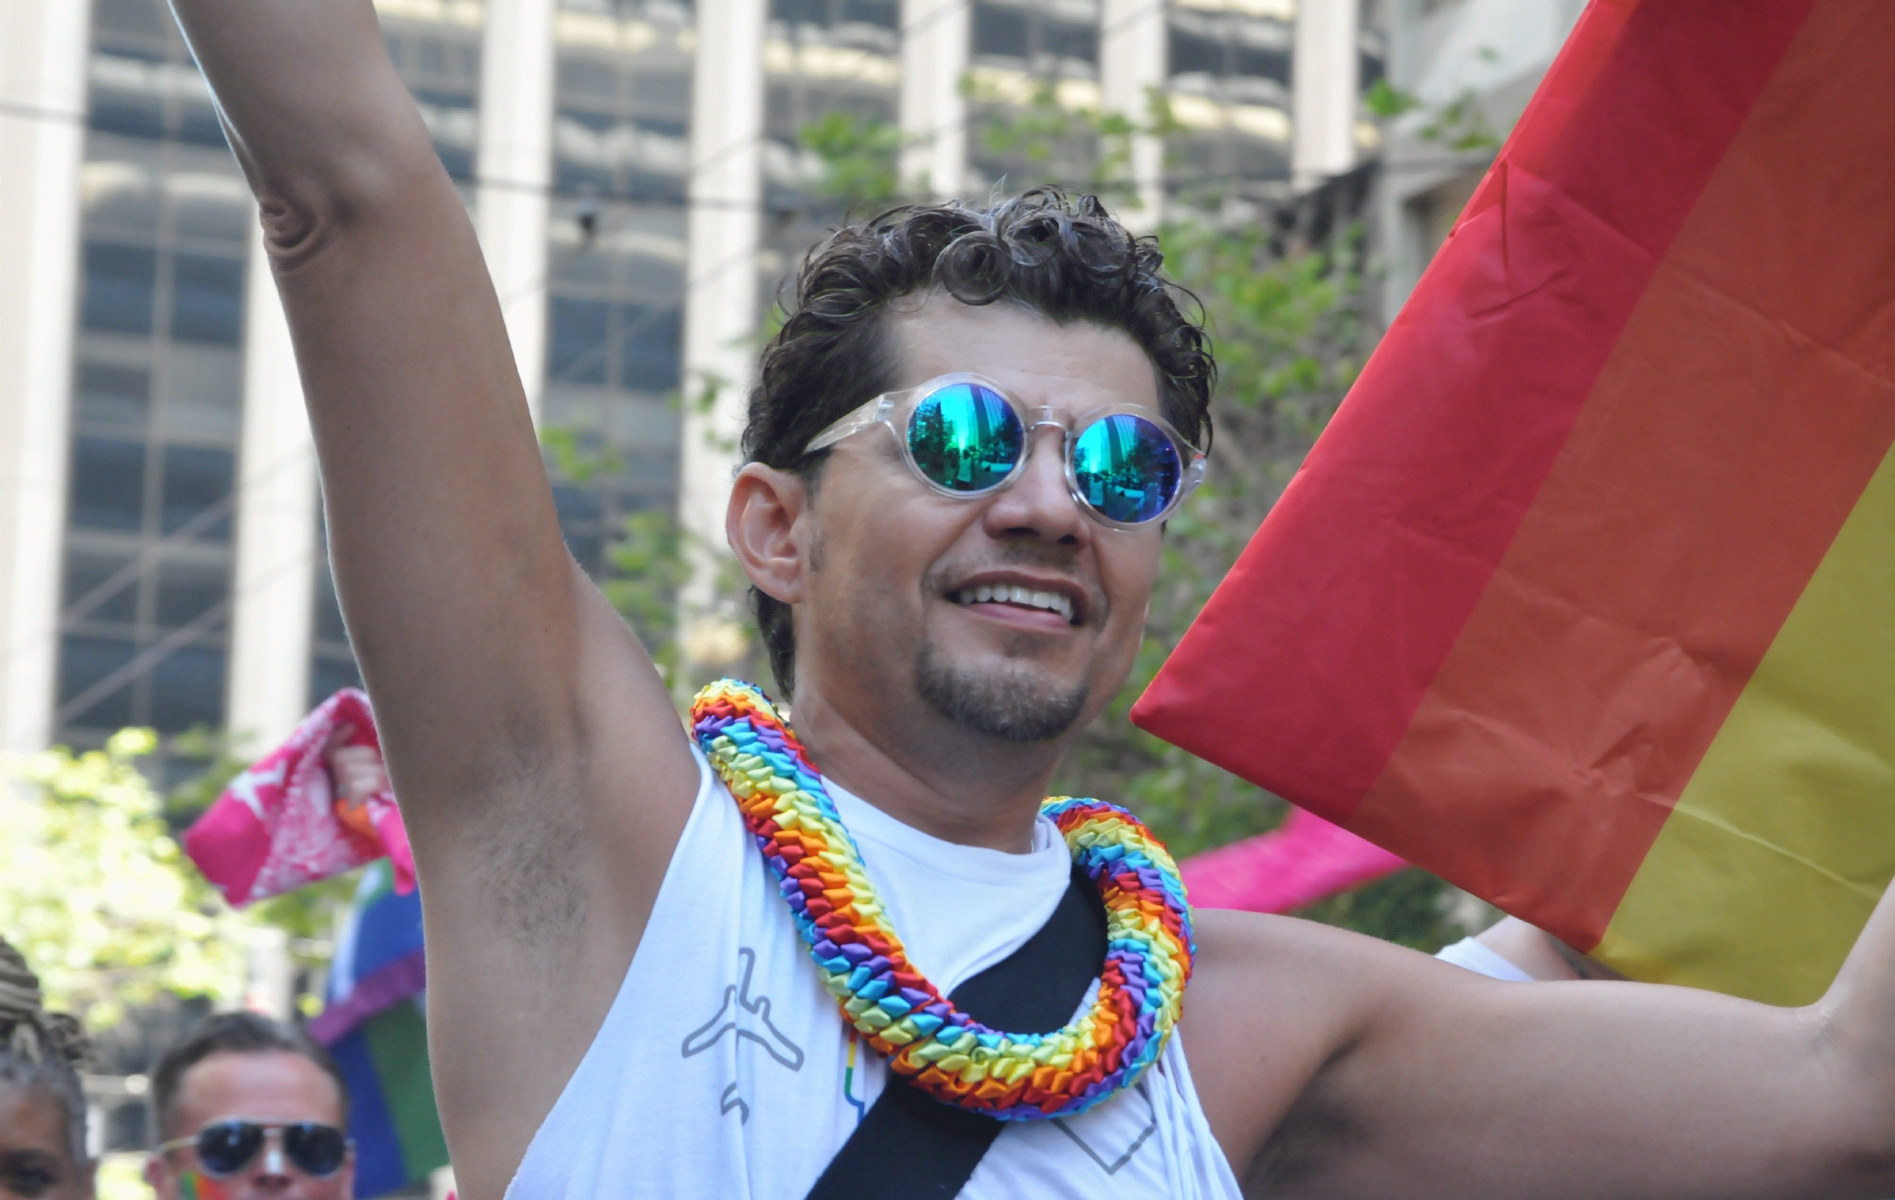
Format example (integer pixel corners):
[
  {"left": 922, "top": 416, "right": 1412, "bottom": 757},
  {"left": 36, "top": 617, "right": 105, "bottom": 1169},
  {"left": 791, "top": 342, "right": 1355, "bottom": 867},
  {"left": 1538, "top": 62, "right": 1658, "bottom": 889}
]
[
  {"left": 145, "top": 1014, "right": 352, "bottom": 1200},
  {"left": 166, "top": 0, "right": 1895, "bottom": 1195}
]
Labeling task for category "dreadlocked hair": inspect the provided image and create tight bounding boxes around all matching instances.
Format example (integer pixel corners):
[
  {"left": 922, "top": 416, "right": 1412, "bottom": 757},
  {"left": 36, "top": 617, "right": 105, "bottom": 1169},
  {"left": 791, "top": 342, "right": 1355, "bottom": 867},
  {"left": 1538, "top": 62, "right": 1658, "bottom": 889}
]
[
  {"left": 0, "top": 936, "right": 90, "bottom": 1166},
  {"left": 742, "top": 188, "right": 1215, "bottom": 698}
]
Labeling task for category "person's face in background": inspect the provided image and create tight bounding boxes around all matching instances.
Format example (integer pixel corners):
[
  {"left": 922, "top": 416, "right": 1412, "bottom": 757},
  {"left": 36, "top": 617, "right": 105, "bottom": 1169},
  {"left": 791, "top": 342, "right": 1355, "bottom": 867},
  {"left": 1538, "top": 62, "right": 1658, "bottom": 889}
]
[
  {"left": 145, "top": 1052, "right": 352, "bottom": 1200},
  {"left": 0, "top": 1080, "right": 94, "bottom": 1200}
]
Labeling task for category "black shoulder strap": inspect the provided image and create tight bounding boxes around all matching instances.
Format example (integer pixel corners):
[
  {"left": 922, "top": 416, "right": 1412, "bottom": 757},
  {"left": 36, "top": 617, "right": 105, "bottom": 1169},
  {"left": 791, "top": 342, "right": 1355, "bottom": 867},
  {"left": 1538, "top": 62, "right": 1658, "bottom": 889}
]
[{"left": 805, "top": 864, "right": 1108, "bottom": 1200}]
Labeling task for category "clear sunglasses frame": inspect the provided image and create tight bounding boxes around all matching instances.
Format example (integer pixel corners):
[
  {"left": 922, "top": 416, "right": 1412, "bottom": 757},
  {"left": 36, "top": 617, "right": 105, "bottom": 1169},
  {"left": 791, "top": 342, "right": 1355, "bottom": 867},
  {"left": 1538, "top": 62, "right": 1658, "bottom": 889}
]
[{"left": 801, "top": 372, "right": 1208, "bottom": 531}]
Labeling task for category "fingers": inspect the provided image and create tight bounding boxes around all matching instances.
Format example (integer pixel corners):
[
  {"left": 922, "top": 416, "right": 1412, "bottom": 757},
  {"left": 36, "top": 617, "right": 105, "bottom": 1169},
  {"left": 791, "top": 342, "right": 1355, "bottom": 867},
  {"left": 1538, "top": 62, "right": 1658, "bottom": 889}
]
[{"left": 330, "top": 743, "right": 390, "bottom": 809}]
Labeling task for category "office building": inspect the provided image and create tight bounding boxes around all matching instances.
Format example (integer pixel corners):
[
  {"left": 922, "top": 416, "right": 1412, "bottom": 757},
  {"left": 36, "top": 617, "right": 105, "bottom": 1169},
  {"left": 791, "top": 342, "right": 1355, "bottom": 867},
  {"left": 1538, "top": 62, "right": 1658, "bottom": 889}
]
[
  {"left": 0, "top": 0, "right": 1372, "bottom": 765},
  {"left": 1375, "top": 0, "right": 1583, "bottom": 317}
]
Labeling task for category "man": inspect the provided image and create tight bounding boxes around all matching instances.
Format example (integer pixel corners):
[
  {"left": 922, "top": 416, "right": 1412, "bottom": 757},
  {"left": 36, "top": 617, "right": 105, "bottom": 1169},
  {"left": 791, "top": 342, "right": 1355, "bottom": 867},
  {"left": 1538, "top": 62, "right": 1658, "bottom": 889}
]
[
  {"left": 166, "top": 3, "right": 1895, "bottom": 1197},
  {"left": 146, "top": 1014, "right": 354, "bottom": 1200}
]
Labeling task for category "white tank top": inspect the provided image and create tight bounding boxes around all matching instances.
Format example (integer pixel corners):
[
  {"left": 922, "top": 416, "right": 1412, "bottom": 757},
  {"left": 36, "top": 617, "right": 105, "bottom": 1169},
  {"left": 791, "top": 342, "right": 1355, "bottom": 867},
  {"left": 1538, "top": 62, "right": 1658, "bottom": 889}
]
[
  {"left": 506, "top": 749, "right": 1243, "bottom": 1199},
  {"left": 1434, "top": 936, "right": 1536, "bottom": 982}
]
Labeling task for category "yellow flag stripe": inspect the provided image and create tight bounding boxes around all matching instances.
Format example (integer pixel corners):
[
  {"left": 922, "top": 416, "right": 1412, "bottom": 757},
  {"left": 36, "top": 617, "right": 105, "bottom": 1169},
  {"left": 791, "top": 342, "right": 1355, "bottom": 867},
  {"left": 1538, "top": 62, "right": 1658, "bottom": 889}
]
[{"left": 1596, "top": 439, "right": 1895, "bottom": 1004}]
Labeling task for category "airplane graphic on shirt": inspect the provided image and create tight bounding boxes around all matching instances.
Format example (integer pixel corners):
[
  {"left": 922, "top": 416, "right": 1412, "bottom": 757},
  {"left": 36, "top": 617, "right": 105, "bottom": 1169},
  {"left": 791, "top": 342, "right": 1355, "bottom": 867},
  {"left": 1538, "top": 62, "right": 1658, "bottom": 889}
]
[{"left": 682, "top": 946, "right": 805, "bottom": 1121}]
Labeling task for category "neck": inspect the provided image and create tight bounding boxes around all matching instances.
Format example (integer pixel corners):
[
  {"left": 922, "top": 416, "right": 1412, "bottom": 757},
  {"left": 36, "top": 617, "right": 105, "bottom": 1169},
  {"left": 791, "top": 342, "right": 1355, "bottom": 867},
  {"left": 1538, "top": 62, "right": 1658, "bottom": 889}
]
[{"left": 785, "top": 673, "right": 1069, "bottom": 854}]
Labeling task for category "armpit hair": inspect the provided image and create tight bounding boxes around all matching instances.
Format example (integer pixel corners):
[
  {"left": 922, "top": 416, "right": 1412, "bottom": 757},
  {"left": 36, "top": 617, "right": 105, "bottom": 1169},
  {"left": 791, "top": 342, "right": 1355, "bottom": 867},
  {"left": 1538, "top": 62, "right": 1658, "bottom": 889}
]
[
  {"left": 1244, "top": 1039, "right": 1368, "bottom": 1196},
  {"left": 464, "top": 736, "right": 590, "bottom": 948}
]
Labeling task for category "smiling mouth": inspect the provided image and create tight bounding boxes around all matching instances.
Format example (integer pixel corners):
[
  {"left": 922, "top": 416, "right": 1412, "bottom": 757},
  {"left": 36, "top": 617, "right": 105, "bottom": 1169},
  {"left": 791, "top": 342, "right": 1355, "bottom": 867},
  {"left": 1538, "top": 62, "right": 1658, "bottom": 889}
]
[{"left": 948, "top": 584, "right": 1077, "bottom": 624}]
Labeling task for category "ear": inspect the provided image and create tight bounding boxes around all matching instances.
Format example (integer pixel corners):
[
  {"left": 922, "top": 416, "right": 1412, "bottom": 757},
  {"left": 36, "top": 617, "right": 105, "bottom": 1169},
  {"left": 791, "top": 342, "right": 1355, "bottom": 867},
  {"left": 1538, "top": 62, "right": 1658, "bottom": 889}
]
[
  {"left": 727, "top": 463, "right": 811, "bottom": 606},
  {"left": 142, "top": 1154, "right": 168, "bottom": 1200}
]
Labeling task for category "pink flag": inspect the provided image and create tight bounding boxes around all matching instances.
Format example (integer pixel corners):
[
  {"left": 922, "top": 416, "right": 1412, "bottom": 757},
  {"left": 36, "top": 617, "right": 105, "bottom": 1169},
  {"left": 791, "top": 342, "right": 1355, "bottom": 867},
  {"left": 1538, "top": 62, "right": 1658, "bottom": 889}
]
[
  {"left": 1182, "top": 807, "right": 1406, "bottom": 913},
  {"left": 184, "top": 688, "right": 415, "bottom": 906}
]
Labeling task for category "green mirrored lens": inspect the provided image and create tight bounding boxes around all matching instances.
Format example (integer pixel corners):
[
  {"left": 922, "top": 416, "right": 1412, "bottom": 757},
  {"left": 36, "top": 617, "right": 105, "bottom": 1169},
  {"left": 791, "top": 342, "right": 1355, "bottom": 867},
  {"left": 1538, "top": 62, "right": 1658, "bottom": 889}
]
[
  {"left": 906, "top": 383, "right": 1022, "bottom": 493},
  {"left": 1072, "top": 413, "right": 1182, "bottom": 524}
]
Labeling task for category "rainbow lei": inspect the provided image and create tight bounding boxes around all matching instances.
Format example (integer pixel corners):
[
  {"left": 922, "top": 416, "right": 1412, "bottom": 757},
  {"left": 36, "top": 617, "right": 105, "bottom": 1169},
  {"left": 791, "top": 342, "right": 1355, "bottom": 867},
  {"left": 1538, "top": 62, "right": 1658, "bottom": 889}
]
[{"left": 691, "top": 678, "right": 1195, "bottom": 1121}]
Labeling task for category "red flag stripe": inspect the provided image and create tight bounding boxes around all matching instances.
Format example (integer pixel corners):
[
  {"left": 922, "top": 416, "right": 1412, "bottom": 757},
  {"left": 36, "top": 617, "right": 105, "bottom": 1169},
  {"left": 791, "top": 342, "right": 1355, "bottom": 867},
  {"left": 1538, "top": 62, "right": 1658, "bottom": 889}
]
[
  {"left": 1347, "top": 0, "right": 1895, "bottom": 948},
  {"left": 1131, "top": 0, "right": 1813, "bottom": 817}
]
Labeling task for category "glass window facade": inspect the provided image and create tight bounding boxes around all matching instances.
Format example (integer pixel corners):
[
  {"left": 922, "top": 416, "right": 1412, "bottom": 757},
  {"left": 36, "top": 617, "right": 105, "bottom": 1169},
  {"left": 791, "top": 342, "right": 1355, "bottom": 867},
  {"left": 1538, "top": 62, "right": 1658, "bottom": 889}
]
[
  {"left": 40, "top": 0, "right": 1330, "bottom": 751},
  {"left": 382, "top": 13, "right": 484, "bottom": 184},
  {"left": 760, "top": 0, "right": 901, "bottom": 329},
  {"left": 1165, "top": 2, "right": 1296, "bottom": 203},
  {"left": 545, "top": 0, "right": 693, "bottom": 578},
  {"left": 56, "top": 0, "right": 250, "bottom": 746},
  {"left": 307, "top": 510, "right": 362, "bottom": 709},
  {"left": 965, "top": 0, "right": 1104, "bottom": 194},
  {"left": 971, "top": 0, "right": 1098, "bottom": 72},
  {"left": 765, "top": 0, "right": 900, "bottom": 144}
]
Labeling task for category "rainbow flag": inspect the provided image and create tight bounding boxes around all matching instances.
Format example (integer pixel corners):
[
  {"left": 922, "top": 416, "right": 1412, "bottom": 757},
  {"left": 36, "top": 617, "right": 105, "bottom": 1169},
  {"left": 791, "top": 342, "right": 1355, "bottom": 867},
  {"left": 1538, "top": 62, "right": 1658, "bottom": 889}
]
[
  {"left": 1134, "top": 0, "right": 1895, "bottom": 1005},
  {"left": 311, "top": 860, "right": 448, "bottom": 1196}
]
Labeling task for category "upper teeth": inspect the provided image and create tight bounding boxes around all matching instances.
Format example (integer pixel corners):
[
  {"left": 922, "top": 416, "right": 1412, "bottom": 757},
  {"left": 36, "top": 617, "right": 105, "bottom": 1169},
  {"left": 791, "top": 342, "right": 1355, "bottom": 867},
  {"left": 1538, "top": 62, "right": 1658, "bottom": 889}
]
[{"left": 957, "top": 584, "right": 1074, "bottom": 622}]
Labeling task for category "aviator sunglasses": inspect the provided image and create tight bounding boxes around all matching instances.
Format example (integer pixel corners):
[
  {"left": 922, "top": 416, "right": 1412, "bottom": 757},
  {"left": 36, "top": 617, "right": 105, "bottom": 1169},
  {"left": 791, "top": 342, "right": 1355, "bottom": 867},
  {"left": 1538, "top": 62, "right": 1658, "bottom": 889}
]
[
  {"left": 803, "top": 373, "right": 1207, "bottom": 529},
  {"left": 157, "top": 1120, "right": 350, "bottom": 1179}
]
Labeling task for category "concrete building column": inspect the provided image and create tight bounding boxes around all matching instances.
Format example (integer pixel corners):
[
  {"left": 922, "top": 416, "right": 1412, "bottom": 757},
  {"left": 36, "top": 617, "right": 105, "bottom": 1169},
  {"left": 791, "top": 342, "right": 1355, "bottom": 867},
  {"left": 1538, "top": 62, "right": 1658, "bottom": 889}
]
[
  {"left": 225, "top": 223, "right": 318, "bottom": 751},
  {"left": 476, "top": 0, "right": 556, "bottom": 420},
  {"left": 898, "top": 0, "right": 970, "bottom": 200},
  {"left": 679, "top": 0, "right": 764, "bottom": 644},
  {"left": 1100, "top": 0, "right": 1167, "bottom": 229},
  {"left": 1292, "top": 0, "right": 1359, "bottom": 190},
  {"left": 0, "top": 0, "right": 92, "bottom": 756}
]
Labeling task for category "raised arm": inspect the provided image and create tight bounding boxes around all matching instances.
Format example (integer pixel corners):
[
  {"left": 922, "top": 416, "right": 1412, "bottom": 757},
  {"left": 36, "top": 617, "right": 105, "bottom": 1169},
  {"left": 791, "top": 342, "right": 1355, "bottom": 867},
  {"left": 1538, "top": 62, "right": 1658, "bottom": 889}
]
[
  {"left": 1188, "top": 884, "right": 1895, "bottom": 1198},
  {"left": 165, "top": 3, "right": 699, "bottom": 1192}
]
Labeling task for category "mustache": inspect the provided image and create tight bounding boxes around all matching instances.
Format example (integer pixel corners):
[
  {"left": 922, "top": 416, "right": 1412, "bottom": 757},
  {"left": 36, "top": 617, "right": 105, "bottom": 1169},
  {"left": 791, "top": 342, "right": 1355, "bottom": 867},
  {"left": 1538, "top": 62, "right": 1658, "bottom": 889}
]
[{"left": 920, "top": 547, "right": 1106, "bottom": 616}]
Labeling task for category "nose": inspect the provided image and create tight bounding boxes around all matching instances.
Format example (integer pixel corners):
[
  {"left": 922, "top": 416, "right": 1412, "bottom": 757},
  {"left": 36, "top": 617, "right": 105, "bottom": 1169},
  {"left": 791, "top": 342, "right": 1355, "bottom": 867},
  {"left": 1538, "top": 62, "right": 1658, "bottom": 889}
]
[
  {"left": 981, "top": 425, "right": 1088, "bottom": 547},
  {"left": 249, "top": 1134, "right": 295, "bottom": 1193}
]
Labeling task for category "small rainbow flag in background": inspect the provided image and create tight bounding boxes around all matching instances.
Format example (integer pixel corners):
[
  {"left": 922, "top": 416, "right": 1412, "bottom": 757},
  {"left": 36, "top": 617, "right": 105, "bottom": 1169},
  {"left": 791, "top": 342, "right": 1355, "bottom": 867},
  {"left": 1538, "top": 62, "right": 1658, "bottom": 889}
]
[
  {"left": 311, "top": 860, "right": 447, "bottom": 1196},
  {"left": 177, "top": 1169, "right": 231, "bottom": 1200},
  {"left": 1135, "top": 0, "right": 1895, "bottom": 1005}
]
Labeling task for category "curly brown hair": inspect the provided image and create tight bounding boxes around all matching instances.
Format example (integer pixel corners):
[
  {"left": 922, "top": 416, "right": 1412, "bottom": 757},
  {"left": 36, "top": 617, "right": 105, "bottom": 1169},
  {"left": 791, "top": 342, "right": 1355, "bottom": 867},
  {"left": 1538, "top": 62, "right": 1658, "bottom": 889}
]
[{"left": 743, "top": 189, "right": 1216, "bottom": 697}]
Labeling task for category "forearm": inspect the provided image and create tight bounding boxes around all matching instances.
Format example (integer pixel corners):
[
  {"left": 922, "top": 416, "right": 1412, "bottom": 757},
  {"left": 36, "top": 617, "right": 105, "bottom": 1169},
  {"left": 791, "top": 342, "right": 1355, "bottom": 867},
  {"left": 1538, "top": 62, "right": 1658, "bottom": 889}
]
[
  {"left": 167, "top": 0, "right": 579, "bottom": 802},
  {"left": 1349, "top": 977, "right": 1893, "bottom": 1198},
  {"left": 1201, "top": 914, "right": 1895, "bottom": 1198},
  {"left": 1820, "top": 879, "right": 1895, "bottom": 1160},
  {"left": 167, "top": 0, "right": 437, "bottom": 224}
]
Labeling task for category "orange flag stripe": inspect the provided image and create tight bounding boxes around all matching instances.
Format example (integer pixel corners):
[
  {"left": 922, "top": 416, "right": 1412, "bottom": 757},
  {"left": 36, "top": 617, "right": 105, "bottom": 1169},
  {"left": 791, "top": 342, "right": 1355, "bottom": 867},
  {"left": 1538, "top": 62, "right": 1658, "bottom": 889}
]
[
  {"left": 1345, "top": 0, "right": 1895, "bottom": 951},
  {"left": 1131, "top": 0, "right": 1811, "bottom": 817},
  {"left": 1132, "top": 0, "right": 1895, "bottom": 995}
]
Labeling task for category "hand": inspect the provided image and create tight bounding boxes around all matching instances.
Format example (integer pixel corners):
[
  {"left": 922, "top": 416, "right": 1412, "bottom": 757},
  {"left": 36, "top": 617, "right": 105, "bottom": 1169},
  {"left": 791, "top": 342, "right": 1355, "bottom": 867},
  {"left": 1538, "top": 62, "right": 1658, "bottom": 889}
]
[{"left": 327, "top": 741, "right": 389, "bottom": 812}]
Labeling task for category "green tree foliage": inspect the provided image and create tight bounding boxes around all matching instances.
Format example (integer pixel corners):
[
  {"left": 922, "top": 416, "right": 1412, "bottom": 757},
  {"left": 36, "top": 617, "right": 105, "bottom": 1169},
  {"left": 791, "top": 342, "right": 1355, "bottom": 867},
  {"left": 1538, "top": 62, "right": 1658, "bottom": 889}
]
[
  {"left": 1049, "top": 223, "right": 1368, "bottom": 862},
  {"left": 0, "top": 730, "right": 254, "bottom": 1027},
  {"left": 541, "top": 412, "right": 765, "bottom": 702},
  {"left": 797, "top": 111, "right": 902, "bottom": 209},
  {"left": 966, "top": 77, "right": 1141, "bottom": 205},
  {"left": 1362, "top": 62, "right": 1504, "bottom": 153},
  {"left": 601, "top": 508, "right": 690, "bottom": 661},
  {"left": 539, "top": 422, "right": 688, "bottom": 669},
  {"left": 1298, "top": 868, "right": 1492, "bottom": 952}
]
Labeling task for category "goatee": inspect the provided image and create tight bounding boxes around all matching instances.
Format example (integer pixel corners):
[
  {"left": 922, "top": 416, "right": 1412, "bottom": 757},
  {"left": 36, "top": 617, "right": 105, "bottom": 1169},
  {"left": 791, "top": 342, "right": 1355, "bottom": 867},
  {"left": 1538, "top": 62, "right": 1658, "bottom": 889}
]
[{"left": 914, "top": 643, "right": 1090, "bottom": 742}]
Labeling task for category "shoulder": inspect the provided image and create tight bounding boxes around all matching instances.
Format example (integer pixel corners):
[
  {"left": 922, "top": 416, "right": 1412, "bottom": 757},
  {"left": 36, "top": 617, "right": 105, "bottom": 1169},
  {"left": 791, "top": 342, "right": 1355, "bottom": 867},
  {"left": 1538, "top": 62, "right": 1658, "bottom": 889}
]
[
  {"left": 1179, "top": 910, "right": 1471, "bottom": 1181},
  {"left": 1187, "top": 907, "right": 1438, "bottom": 1016}
]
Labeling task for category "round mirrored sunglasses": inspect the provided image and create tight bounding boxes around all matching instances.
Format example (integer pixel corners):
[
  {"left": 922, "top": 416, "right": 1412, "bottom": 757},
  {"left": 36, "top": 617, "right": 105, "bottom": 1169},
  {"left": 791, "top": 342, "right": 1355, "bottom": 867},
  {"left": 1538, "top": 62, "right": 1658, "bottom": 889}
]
[{"left": 804, "top": 375, "right": 1205, "bottom": 528}]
